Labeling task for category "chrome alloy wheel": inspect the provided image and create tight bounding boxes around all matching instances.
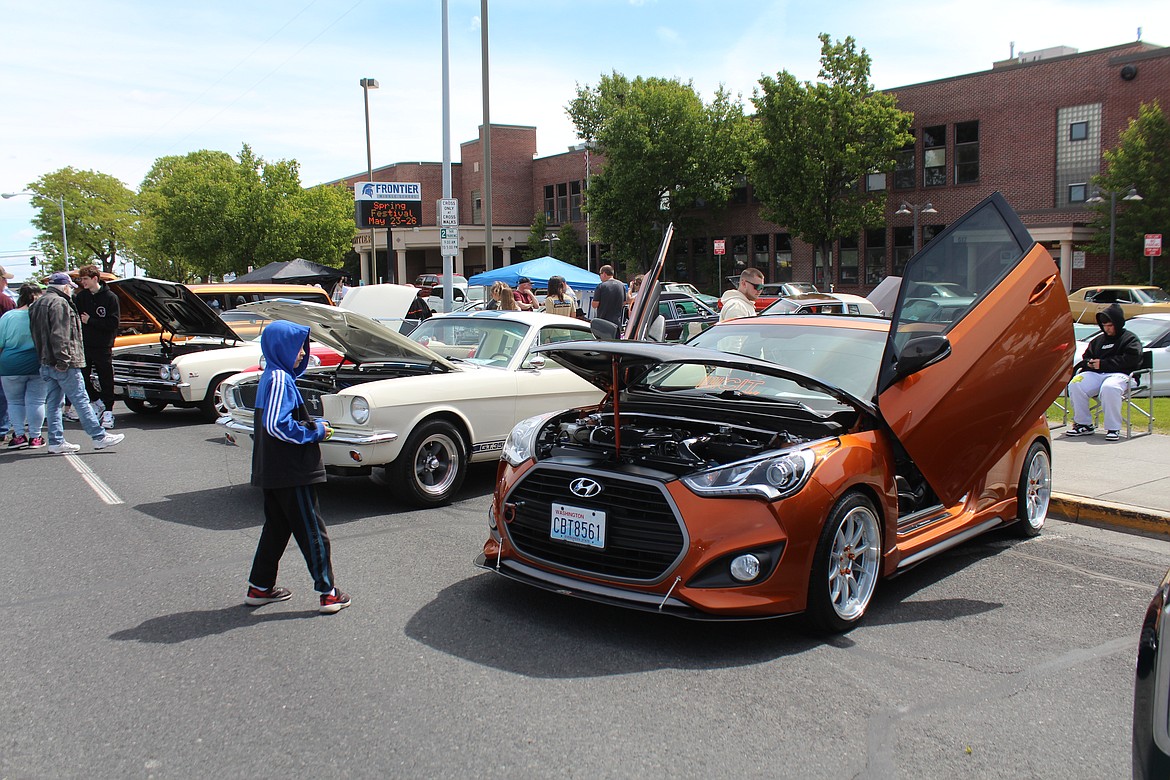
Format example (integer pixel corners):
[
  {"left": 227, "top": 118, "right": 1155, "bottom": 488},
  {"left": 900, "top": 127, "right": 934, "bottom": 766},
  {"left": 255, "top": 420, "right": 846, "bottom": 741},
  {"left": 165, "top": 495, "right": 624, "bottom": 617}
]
[
  {"left": 827, "top": 505, "right": 881, "bottom": 621},
  {"left": 1022, "top": 446, "right": 1051, "bottom": 531},
  {"left": 413, "top": 431, "right": 460, "bottom": 496}
]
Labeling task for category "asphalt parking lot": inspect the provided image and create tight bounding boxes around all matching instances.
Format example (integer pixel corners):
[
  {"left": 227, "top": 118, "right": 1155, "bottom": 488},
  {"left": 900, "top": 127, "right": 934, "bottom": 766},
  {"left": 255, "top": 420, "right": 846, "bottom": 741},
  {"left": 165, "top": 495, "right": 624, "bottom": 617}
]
[{"left": 1, "top": 408, "right": 1166, "bottom": 778}]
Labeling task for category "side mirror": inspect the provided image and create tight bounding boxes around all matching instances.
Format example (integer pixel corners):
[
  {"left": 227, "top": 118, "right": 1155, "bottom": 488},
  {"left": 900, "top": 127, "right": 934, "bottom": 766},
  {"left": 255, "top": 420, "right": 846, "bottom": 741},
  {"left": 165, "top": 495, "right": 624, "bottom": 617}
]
[
  {"left": 524, "top": 354, "right": 547, "bottom": 371},
  {"left": 896, "top": 334, "right": 951, "bottom": 378}
]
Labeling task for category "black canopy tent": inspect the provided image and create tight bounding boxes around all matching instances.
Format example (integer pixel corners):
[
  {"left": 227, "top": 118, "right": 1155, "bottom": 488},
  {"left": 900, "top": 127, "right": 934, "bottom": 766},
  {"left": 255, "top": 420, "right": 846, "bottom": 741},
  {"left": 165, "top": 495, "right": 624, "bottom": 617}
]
[{"left": 233, "top": 258, "right": 344, "bottom": 286}]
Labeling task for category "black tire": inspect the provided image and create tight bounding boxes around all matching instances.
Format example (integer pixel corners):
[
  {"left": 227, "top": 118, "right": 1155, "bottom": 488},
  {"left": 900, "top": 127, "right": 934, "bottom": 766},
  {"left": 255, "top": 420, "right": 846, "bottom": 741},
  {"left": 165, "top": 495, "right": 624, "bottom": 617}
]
[
  {"left": 805, "top": 492, "right": 882, "bottom": 634},
  {"left": 198, "top": 375, "right": 232, "bottom": 423},
  {"left": 124, "top": 398, "right": 167, "bottom": 415},
  {"left": 1014, "top": 441, "right": 1050, "bottom": 538},
  {"left": 391, "top": 419, "right": 467, "bottom": 508}
]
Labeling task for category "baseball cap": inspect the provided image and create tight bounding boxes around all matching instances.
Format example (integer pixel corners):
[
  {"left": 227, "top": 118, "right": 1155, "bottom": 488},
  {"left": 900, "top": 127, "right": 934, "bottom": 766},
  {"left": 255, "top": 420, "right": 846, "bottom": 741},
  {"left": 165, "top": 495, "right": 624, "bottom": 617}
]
[
  {"left": 517, "top": 276, "right": 531, "bottom": 285},
  {"left": 48, "top": 272, "right": 77, "bottom": 288},
  {"left": 0, "top": 265, "right": 13, "bottom": 280}
]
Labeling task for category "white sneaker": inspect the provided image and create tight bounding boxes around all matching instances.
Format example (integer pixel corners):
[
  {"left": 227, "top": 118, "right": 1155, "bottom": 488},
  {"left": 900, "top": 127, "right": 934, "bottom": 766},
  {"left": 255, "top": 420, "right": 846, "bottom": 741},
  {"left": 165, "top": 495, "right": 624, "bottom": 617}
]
[
  {"left": 63, "top": 407, "right": 80, "bottom": 422},
  {"left": 100, "top": 411, "right": 115, "bottom": 429},
  {"left": 48, "top": 441, "right": 81, "bottom": 454},
  {"left": 93, "top": 432, "right": 125, "bottom": 450}
]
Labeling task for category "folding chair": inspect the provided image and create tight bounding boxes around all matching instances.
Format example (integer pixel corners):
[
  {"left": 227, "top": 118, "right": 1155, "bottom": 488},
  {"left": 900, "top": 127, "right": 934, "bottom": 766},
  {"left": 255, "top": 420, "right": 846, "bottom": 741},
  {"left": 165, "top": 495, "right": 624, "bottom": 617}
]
[{"left": 1088, "top": 350, "right": 1155, "bottom": 438}]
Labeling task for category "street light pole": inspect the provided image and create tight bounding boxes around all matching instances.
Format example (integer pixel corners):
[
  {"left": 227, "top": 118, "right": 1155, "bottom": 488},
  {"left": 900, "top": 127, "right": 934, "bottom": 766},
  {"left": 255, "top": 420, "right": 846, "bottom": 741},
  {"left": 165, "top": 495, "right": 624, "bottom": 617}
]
[
  {"left": 1087, "top": 187, "right": 1142, "bottom": 284},
  {"left": 360, "top": 77, "right": 379, "bottom": 285},
  {"left": 895, "top": 201, "right": 938, "bottom": 255},
  {"left": 3, "top": 190, "right": 69, "bottom": 270},
  {"left": 541, "top": 233, "right": 557, "bottom": 257}
]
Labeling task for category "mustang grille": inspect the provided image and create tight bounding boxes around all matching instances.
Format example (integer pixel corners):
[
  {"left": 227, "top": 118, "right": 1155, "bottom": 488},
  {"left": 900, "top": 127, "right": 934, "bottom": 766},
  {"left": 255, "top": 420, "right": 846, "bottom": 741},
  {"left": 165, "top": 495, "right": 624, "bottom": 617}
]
[{"left": 505, "top": 466, "right": 685, "bottom": 581}]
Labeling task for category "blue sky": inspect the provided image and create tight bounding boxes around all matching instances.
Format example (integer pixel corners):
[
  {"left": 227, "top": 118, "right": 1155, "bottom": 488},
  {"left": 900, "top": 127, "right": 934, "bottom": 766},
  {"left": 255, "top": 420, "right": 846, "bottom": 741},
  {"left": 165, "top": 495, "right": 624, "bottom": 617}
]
[{"left": 2, "top": 0, "right": 1167, "bottom": 278}]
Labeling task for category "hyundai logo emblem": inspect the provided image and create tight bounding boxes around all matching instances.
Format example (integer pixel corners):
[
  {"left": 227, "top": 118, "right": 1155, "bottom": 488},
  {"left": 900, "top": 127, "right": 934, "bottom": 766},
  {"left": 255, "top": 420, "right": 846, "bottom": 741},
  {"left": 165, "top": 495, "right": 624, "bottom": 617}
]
[{"left": 569, "top": 478, "right": 603, "bottom": 498}]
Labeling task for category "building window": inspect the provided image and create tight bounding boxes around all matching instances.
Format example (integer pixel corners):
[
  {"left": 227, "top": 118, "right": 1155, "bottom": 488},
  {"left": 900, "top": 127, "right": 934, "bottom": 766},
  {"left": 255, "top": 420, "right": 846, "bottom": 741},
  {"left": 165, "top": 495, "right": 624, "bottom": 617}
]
[
  {"left": 556, "top": 183, "right": 569, "bottom": 223},
  {"left": 954, "top": 120, "right": 979, "bottom": 184},
  {"left": 893, "top": 226, "right": 914, "bottom": 276},
  {"left": 923, "top": 125, "right": 946, "bottom": 187},
  {"left": 839, "top": 236, "right": 859, "bottom": 286},
  {"left": 893, "top": 133, "right": 916, "bottom": 190},
  {"left": 471, "top": 189, "right": 482, "bottom": 224},
  {"left": 732, "top": 235, "right": 748, "bottom": 269},
  {"left": 1068, "top": 183, "right": 1088, "bottom": 203},
  {"left": 866, "top": 172, "right": 886, "bottom": 192},
  {"left": 865, "top": 228, "right": 886, "bottom": 286},
  {"left": 774, "top": 234, "right": 792, "bottom": 283},
  {"left": 569, "top": 181, "right": 583, "bottom": 222},
  {"left": 544, "top": 185, "right": 555, "bottom": 222},
  {"left": 753, "top": 234, "right": 769, "bottom": 270},
  {"left": 1056, "top": 104, "right": 1102, "bottom": 207},
  {"left": 923, "top": 223, "right": 945, "bottom": 249},
  {"left": 730, "top": 175, "right": 748, "bottom": 205}
]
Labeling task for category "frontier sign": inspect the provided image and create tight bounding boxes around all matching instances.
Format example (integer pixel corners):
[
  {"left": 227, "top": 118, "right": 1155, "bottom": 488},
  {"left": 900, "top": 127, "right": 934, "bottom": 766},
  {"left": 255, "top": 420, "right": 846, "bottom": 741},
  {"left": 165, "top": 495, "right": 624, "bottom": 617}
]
[{"left": 354, "top": 181, "right": 423, "bottom": 228}]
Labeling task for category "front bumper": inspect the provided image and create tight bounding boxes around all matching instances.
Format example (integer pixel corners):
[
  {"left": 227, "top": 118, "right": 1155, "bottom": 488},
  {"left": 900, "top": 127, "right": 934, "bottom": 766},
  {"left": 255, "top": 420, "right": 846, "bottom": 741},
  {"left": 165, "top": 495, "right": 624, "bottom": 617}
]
[
  {"left": 218, "top": 416, "right": 401, "bottom": 466},
  {"left": 113, "top": 377, "right": 191, "bottom": 404}
]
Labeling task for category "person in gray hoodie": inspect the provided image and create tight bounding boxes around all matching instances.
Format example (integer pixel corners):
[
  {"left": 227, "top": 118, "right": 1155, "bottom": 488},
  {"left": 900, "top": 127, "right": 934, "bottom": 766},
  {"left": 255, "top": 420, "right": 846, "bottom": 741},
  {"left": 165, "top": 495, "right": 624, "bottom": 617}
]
[
  {"left": 1067, "top": 302, "right": 1144, "bottom": 441},
  {"left": 28, "top": 272, "right": 124, "bottom": 454}
]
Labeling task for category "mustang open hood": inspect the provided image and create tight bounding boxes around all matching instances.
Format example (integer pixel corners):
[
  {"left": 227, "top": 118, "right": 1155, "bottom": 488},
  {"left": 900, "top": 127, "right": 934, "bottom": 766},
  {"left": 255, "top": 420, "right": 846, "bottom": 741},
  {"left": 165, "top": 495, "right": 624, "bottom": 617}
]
[
  {"left": 240, "top": 299, "right": 458, "bottom": 370},
  {"left": 534, "top": 340, "right": 877, "bottom": 419},
  {"left": 109, "top": 278, "right": 241, "bottom": 340}
]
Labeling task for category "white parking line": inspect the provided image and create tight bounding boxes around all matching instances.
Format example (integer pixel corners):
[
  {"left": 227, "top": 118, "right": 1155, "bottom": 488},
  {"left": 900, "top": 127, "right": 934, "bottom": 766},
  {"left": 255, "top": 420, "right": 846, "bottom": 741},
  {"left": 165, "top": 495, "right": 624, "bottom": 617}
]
[{"left": 63, "top": 453, "right": 125, "bottom": 505}]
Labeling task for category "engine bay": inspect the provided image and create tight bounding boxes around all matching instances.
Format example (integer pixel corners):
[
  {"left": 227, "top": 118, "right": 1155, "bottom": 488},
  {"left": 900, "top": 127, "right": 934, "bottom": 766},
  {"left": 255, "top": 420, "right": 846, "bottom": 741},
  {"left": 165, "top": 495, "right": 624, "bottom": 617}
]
[{"left": 535, "top": 410, "right": 815, "bottom": 477}]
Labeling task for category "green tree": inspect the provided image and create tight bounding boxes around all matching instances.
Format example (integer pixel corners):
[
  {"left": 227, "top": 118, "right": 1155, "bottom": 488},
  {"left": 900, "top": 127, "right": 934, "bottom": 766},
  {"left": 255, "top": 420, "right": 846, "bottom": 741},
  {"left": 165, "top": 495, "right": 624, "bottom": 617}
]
[
  {"left": 521, "top": 212, "right": 552, "bottom": 260},
  {"left": 1090, "top": 100, "right": 1170, "bottom": 285},
  {"left": 136, "top": 144, "right": 354, "bottom": 281},
  {"left": 26, "top": 168, "right": 138, "bottom": 274},
  {"left": 568, "top": 73, "right": 751, "bottom": 275},
  {"left": 553, "top": 222, "right": 585, "bottom": 265},
  {"left": 749, "top": 34, "right": 914, "bottom": 284}
]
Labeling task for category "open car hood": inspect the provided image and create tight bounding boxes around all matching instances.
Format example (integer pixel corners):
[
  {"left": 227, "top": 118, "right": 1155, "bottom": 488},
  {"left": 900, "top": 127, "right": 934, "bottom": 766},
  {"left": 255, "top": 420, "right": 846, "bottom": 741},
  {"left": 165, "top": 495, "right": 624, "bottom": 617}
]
[
  {"left": 534, "top": 340, "right": 877, "bottom": 419},
  {"left": 109, "top": 278, "right": 241, "bottom": 340},
  {"left": 240, "top": 299, "right": 458, "bottom": 369}
]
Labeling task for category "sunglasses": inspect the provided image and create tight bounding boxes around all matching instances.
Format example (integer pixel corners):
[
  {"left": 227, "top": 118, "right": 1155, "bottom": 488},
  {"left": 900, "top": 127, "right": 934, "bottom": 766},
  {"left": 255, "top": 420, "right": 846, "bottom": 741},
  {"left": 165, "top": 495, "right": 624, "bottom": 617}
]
[{"left": 744, "top": 281, "right": 763, "bottom": 291}]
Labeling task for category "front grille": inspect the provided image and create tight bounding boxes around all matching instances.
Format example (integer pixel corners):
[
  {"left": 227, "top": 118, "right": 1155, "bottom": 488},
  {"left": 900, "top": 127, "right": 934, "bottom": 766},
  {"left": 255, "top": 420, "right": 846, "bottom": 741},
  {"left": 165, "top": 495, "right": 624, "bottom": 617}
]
[
  {"left": 113, "top": 358, "right": 168, "bottom": 383},
  {"left": 505, "top": 465, "right": 686, "bottom": 581}
]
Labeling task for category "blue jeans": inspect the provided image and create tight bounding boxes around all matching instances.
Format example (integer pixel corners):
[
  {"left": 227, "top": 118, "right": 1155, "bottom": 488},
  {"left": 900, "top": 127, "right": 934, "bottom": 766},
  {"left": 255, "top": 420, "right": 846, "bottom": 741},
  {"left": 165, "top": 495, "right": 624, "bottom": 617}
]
[
  {"left": 1, "top": 374, "right": 48, "bottom": 438},
  {"left": 40, "top": 365, "right": 105, "bottom": 445},
  {"left": 0, "top": 377, "right": 7, "bottom": 433}
]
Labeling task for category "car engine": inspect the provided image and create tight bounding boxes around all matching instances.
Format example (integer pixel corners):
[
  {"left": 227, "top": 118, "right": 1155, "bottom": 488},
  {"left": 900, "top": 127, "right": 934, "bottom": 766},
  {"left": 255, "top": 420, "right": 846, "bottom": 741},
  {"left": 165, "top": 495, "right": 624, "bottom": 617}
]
[{"left": 535, "top": 410, "right": 812, "bottom": 477}]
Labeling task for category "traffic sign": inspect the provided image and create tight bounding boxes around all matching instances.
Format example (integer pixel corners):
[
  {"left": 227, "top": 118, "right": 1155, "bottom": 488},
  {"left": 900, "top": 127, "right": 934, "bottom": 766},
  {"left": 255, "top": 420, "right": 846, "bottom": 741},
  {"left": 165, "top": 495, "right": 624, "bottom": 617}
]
[
  {"left": 439, "top": 198, "right": 458, "bottom": 227},
  {"left": 440, "top": 226, "right": 459, "bottom": 256},
  {"left": 714, "top": 239, "right": 726, "bottom": 256},
  {"left": 1146, "top": 234, "right": 1162, "bottom": 257}
]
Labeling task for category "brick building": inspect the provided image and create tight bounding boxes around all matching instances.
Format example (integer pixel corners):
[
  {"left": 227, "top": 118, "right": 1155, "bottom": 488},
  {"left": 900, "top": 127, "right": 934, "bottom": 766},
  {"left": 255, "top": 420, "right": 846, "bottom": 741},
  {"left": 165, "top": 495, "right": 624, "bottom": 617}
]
[{"left": 336, "top": 41, "right": 1169, "bottom": 293}]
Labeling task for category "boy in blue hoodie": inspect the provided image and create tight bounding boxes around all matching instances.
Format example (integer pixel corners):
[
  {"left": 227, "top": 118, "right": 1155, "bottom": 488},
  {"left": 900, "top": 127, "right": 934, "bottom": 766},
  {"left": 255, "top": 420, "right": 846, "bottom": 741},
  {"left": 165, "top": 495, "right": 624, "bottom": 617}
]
[{"left": 245, "top": 320, "right": 350, "bottom": 613}]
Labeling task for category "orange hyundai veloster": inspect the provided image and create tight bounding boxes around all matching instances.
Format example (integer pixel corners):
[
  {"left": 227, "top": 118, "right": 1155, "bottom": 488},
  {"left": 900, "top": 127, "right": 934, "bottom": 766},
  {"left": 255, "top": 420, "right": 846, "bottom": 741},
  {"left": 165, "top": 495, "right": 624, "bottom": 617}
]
[{"left": 475, "top": 194, "right": 1075, "bottom": 632}]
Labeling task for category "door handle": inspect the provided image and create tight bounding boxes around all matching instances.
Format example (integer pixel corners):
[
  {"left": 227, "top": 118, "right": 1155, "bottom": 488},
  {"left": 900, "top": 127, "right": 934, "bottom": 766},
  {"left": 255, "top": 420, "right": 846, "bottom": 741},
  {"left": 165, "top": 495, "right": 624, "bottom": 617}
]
[{"left": 1029, "top": 275, "right": 1057, "bottom": 305}]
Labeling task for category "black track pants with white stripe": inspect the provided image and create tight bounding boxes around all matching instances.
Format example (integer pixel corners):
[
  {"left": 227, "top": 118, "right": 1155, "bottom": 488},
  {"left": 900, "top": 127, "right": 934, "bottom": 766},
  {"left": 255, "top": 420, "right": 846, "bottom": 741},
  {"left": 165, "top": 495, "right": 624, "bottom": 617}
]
[{"left": 248, "top": 485, "right": 336, "bottom": 595}]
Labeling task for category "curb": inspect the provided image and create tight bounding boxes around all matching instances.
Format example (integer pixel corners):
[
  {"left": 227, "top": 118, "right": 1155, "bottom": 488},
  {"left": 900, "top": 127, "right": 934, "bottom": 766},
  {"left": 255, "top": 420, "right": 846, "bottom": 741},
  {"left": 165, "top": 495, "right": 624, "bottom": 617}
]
[{"left": 1050, "top": 492, "right": 1170, "bottom": 539}]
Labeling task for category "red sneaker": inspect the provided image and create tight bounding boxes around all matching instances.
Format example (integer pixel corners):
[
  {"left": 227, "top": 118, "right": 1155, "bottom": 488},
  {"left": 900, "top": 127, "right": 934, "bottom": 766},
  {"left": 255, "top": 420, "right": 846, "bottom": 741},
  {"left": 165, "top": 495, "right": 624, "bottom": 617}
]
[
  {"left": 244, "top": 585, "right": 292, "bottom": 606},
  {"left": 319, "top": 589, "right": 351, "bottom": 614}
]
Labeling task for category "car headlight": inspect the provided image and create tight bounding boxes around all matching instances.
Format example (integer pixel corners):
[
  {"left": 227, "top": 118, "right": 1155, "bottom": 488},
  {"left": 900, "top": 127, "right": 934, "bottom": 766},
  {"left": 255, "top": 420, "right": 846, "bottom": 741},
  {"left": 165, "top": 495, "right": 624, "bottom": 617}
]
[
  {"left": 160, "top": 364, "right": 180, "bottom": 381},
  {"left": 503, "top": 412, "right": 557, "bottom": 467},
  {"left": 222, "top": 384, "right": 240, "bottom": 410},
  {"left": 350, "top": 396, "right": 370, "bottom": 425},
  {"left": 307, "top": 354, "right": 322, "bottom": 368},
  {"left": 681, "top": 448, "right": 816, "bottom": 500}
]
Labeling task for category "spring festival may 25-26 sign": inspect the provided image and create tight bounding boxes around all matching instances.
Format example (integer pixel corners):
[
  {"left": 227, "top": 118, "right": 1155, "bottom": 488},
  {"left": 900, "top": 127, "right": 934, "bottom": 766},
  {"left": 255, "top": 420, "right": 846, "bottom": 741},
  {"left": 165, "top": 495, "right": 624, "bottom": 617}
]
[{"left": 354, "top": 182, "right": 422, "bottom": 229}]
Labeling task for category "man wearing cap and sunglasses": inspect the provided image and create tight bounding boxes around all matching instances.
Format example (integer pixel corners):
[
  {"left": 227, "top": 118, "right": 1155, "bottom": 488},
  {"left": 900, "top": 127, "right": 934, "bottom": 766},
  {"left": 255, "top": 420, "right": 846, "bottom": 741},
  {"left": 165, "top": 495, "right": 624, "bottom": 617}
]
[
  {"left": 719, "top": 267, "right": 765, "bottom": 322},
  {"left": 28, "top": 272, "right": 124, "bottom": 454}
]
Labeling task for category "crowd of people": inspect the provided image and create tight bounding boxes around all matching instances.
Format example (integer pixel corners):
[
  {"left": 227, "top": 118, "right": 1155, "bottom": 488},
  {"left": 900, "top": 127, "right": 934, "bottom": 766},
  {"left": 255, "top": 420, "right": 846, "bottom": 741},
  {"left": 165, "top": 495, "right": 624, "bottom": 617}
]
[{"left": 0, "top": 265, "right": 125, "bottom": 453}]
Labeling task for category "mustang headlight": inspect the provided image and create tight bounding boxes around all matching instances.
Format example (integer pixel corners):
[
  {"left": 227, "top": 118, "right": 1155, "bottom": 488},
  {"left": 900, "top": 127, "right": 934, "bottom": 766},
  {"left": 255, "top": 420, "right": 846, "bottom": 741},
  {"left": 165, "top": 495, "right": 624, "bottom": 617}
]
[
  {"left": 350, "top": 396, "right": 370, "bottom": 425},
  {"left": 682, "top": 448, "right": 816, "bottom": 500},
  {"left": 222, "top": 384, "right": 241, "bottom": 411},
  {"left": 307, "top": 354, "right": 322, "bottom": 368},
  {"left": 502, "top": 412, "right": 557, "bottom": 467},
  {"left": 160, "top": 364, "right": 180, "bottom": 381}
]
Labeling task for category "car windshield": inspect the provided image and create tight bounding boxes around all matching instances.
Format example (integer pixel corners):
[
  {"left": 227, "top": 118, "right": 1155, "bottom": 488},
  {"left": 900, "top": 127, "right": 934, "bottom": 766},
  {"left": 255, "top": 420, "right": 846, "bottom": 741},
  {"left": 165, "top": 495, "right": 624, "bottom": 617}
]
[
  {"left": 408, "top": 317, "right": 529, "bottom": 367},
  {"left": 1135, "top": 288, "right": 1170, "bottom": 303},
  {"left": 688, "top": 321, "right": 886, "bottom": 402},
  {"left": 1122, "top": 318, "right": 1170, "bottom": 345},
  {"left": 218, "top": 311, "right": 273, "bottom": 341}
]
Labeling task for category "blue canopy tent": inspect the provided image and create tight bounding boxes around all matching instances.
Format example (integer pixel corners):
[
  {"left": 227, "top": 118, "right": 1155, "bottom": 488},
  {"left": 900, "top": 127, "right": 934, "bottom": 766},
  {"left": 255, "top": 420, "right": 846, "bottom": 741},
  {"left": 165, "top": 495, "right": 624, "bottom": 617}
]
[{"left": 467, "top": 256, "right": 600, "bottom": 291}]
